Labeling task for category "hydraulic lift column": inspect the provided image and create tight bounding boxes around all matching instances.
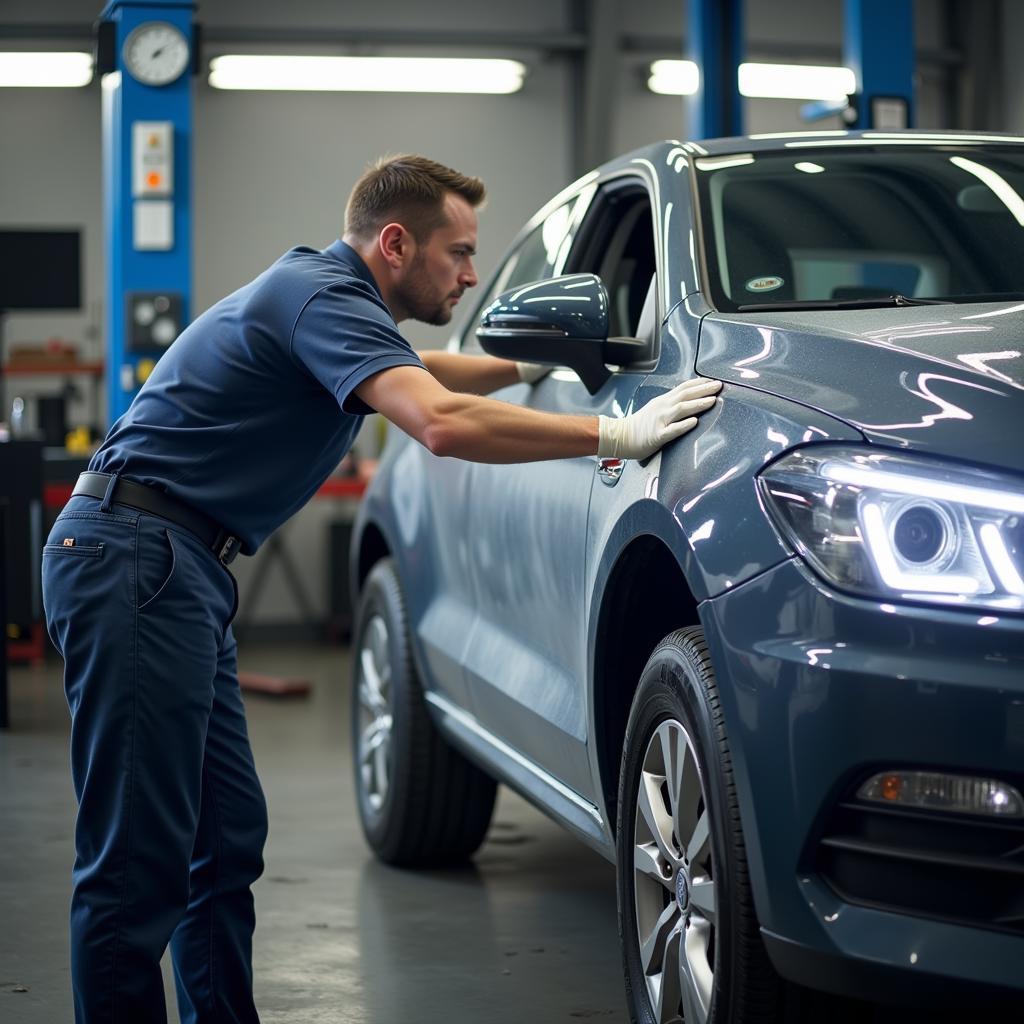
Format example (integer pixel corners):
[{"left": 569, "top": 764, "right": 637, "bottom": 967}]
[
  {"left": 97, "top": 1, "right": 196, "bottom": 426},
  {"left": 844, "top": 0, "right": 915, "bottom": 129},
  {"left": 687, "top": 0, "right": 743, "bottom": 140}
]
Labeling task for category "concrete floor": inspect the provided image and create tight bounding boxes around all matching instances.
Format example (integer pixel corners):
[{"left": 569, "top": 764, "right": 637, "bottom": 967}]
[
  {"left": 0, "top": 644, "right": 1014, "bottom": 1024},
  {"left": 1, "top": 643, "right": 625, "bottom": 1024}
]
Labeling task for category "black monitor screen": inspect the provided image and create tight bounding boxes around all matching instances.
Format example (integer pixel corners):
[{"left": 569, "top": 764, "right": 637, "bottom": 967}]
[{"left": 0, "top": 230, "right": 81, "bottom": 311}]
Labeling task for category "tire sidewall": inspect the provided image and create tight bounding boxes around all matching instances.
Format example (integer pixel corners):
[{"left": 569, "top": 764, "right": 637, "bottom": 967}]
[
  {"left": 351, "top": 559, "right": 416, "bottom": 851},
  {"left": 617, "top": 634, "right": 736, "bottom": 1024}
]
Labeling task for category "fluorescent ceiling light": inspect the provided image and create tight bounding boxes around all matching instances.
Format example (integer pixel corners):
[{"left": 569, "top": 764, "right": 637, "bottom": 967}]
[
  {"left": 0, "top": 52, "right": 92, "bottom": 87},
  {"left": 648, "top": 59, "right": 700, "bottom": 96},
  {"left": 648, "top": 60, "right": 854, "bottom": 101},
  {"left": 950, "top": 156, "right": 1024, "bottom": 227},
  {"left": 209, "top": 55, "right": 526, "bottom": 93},
  {"left": 794, "top": 161, "right": 825, "bottom": 173},
  {"left": 739, "top": 63, "right": 854, "bottom": 100}
]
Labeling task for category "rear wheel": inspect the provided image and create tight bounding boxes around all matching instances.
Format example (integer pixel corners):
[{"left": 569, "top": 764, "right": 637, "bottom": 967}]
[
  {"left": 352, "top": 558, "right": 497, "bottom": 866},
  {"left": 617, "top": 626, "right": 783, "bottom": 1023}
]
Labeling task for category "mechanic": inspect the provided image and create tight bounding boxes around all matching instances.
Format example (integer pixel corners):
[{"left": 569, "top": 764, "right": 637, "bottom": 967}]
[{"left": 41, "top": 154, "right": 721, "bottom": 1023}]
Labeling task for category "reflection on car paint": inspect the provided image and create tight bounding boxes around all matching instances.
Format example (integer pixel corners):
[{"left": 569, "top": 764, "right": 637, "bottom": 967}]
[
  {"left": 956, "top": 349, "right": 1021, "bottom": 384},
  {"left": 859, "top": 371, "right": 996, "bottom": 431}
]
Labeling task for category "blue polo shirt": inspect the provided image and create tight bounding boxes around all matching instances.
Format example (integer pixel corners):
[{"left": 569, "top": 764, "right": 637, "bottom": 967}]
[{"left": 91, "top": 240, "right": 426, "bottom": 554}]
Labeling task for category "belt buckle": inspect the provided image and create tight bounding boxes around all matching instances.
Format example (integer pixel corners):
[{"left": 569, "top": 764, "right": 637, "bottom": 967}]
[{"left": 217, "top": 535, "right": 241, "bottom": 566}]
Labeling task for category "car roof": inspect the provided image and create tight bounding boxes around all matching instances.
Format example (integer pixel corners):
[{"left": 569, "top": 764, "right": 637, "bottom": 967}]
[
  {"left": 510, "top": 130, "right": 1024, "bottom": 276},
  {"left": 584, "top": 131, "right": 1024, "bottom": 191},
  {"left": 649, "top": 129, "right": 1024, "bottom": 160}
]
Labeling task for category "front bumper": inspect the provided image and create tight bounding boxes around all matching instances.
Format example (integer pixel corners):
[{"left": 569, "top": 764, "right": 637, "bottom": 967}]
[{"left": 699, "top": 557, "right": 1024, "bottom": 1000}]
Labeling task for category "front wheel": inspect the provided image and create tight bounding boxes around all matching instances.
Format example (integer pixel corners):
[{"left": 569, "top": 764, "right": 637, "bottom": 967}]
[
  {"left": 616, "top": 626, "right": 783, "bottom": 1024},
  {"left": 352, "top": 558, "right": 497, "bottom": 866}
]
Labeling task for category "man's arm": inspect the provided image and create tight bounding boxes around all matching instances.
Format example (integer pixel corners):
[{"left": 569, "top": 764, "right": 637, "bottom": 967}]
[
  {"left": 353, "top": 364, "right": 721, "bottom": 465},
  {"left": 357, "top": 365, "right": 597, "bottom": 462},
  {"left": 415, "top": 349, "right": 521, "bottom": 395}
]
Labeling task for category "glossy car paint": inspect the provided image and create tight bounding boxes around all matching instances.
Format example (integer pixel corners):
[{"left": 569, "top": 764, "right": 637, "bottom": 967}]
[
  {"left": 698, "top": 304, "right": 1024, "bottom": 470},
  {"left": 353, "top": 133, "right": 1024, "bottom": 999},
  {"left": 700, "top": 557, "right": 1024, "bottom": 992}
]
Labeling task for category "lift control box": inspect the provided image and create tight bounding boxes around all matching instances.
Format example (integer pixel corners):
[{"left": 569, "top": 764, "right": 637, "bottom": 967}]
[{"left": 132, "top": 121, "right": 173, "bottom": 197}]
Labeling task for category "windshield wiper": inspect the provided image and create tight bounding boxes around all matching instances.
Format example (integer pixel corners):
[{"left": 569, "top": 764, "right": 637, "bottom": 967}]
[
  {"left": 926, "top": 292, "right": 1024, "bottom": 303},
  {"left": 737, "top": 294, "right": 949, "bottom": 312}
]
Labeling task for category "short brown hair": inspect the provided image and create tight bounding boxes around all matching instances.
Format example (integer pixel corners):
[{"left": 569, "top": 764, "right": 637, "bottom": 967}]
[{"left": 344, "top": 154, "right": 486, "bottom": 244}]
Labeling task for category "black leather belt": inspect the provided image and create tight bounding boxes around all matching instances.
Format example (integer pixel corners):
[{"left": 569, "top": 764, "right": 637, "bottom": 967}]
[{"left": 72, "top": 471, "right": 242, "bottom": 565}]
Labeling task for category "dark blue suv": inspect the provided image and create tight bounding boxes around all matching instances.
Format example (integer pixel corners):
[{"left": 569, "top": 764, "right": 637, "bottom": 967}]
[{"left": 351, "top": 131, "right": 1024, "bottom": 1022}]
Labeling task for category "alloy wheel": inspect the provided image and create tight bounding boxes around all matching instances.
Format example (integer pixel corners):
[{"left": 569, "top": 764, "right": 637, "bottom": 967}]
[
  {"left": 356, "top": 613, "right": 394, "bottom": 815},
  {"left": 633, "top": 718, "right": 717, "bottom": 1024}
]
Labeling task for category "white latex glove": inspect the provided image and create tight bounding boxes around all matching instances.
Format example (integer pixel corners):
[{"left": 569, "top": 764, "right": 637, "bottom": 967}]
[
  {"left": 597, "top": 377, "right": 722, "bottom": 460},
  {"left": 516, "top": 361, "right": 552, "bottom": 385}
]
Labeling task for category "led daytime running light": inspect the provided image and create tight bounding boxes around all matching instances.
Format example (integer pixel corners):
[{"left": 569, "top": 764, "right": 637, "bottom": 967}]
[
  {"left": 821, "top": 461, "right": 1024, "bottom": 516},
  {"left": 860, "top": 502, "right": 979, "bottom": 594}
]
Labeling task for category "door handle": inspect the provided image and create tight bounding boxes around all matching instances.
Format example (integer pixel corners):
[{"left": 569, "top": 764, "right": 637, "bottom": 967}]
[{"left": 597, "top": 458, "right": 625, "bottom": 485}]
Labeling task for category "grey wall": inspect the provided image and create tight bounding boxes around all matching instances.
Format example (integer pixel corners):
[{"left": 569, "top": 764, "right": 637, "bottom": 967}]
[
  {"left": 0, "top": 84, "right": 105, "bottom": 430},
  {"left": 0, "top": 0, "right": 1012, "bottom": 627},
  {"left": 191, "top": 68, "right": 571, "bottom": 346}
]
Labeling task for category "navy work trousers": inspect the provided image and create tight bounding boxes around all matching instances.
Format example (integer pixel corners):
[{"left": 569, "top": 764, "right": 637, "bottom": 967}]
[{"left": 42, "top": 490, "right": 268, "bottom": 1023}]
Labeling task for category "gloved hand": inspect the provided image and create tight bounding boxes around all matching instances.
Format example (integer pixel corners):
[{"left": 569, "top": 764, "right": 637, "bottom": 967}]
[
  {"left": 597, "top": 377, "right": 722, "bottom": 460},
  {"left": 516, "top": 361, "right": 552, "bottom": 385}
]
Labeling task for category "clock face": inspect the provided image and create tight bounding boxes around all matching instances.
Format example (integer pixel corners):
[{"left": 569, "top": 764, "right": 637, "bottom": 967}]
[{"left": 122, "top": 22, "right": 190, "bottom": 86}]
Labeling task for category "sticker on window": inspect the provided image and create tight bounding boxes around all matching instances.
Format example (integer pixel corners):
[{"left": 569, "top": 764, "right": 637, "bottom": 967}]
[{"left": 745, "top": 276, "right": 785, "bottom": 293}]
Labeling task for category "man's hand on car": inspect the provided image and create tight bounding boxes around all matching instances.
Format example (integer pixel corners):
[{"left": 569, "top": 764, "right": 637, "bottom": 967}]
[{"left": 597, "top": 377, "right": 722, "bottom": 460}]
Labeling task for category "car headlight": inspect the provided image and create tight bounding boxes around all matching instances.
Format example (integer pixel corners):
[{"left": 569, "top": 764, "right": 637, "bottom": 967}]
[{"left": 758, "top": 446, "right": 1024, "bottom": 612}]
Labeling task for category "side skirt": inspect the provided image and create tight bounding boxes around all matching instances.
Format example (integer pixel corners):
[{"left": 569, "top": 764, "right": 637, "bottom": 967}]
[{"left": 425, "top": 691, "right": 614, "bottom": 861}]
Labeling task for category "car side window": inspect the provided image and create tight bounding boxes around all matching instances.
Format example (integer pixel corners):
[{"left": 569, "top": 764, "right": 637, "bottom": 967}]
[
  {"left": 567, "top": 184, "right": 658, "bottom": 342},
  {"left": 459, "top": 187, "right": 595, "bottom": 354}
]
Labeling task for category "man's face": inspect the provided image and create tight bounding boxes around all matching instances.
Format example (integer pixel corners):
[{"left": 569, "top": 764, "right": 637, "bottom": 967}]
[{"left": 395, "top": 193, "right": 479, "bottom": 326}]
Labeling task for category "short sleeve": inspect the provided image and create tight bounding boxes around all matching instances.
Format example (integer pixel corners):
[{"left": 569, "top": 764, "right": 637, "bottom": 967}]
[{"left": 290, "top": 278, "right": 426, "bottom": 414}]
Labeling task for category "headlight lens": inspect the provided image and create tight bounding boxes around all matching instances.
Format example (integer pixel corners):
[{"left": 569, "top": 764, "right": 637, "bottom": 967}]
[{"left": 758, "top": 446, "right": 1024, "bottom": 611}]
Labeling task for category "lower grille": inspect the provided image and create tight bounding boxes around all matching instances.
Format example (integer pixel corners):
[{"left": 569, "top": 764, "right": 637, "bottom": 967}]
[{"left": 817, "top": 796, "right": 1024, "bottom": 935}]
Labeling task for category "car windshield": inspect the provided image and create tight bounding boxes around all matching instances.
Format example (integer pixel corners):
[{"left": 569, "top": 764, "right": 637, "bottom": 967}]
[{"left": 694, "top": 145, "right": 1024, "bottom": 312}]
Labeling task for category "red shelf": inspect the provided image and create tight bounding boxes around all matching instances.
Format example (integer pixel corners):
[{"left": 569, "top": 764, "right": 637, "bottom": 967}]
[
  {"left": 316, "top": 477, "right": 369, "bottom": 499},
  {"left": 3, "top": 362, "right": 104, "bottom": 376},
  {"left": 44, "top": 483, "right": 76, "bottom": 508}
]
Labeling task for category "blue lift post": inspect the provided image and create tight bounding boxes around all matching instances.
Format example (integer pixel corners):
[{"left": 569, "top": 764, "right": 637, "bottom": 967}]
[
  {"left": 843, "top": 0, "right": 914, "bottom": 129},
  {"left": 99, "top": 1, "right": 195, "bottom": 427},
  {"left": 688, "top": 0, "right": 744, "bottom": 141}
]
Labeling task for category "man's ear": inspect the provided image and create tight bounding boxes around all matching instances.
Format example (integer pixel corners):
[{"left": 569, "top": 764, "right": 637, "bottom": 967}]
[{"left": 379, "top": 222, "right": 413, "bottom": 270}]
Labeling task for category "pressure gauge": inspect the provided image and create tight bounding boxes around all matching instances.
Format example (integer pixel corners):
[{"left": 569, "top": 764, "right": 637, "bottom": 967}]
[{"left": 122, "top": 22, "right": 190, "bottom": 86}]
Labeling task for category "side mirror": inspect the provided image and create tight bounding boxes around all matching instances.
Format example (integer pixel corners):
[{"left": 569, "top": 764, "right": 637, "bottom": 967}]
[{"left": 476, "top": 273, "right": 648, "bottom": 395}]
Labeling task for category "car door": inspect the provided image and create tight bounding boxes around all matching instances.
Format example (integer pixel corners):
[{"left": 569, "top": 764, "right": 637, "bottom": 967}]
[{"left": 460, "top": 176, "right": 661, "bottom": 801}]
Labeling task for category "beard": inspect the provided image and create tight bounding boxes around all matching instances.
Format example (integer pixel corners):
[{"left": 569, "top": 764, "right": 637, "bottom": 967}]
[{"left": 395, "top": 252, "right": 457, "bottom": 326}]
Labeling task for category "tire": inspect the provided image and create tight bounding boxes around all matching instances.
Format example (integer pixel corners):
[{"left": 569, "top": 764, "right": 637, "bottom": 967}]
[
  {"left": 352, "top": 558, "right": 497, "bottom": 866},
  {"left": 616, "top": 626, "right": 783, "bottom": 1024}
]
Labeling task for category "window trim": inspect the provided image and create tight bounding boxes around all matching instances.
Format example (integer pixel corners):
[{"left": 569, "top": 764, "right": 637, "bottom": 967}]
[
  {"left": 453, "top": 166, "right": 664, "bottom": 376},
  {"left": 566, "top": 173, "right": 662, "bottom": 371}
]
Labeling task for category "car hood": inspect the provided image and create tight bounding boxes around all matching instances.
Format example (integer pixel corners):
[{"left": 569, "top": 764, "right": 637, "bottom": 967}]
[{"left": 696, "top": 301, "right": 1024, "bottom": 474}]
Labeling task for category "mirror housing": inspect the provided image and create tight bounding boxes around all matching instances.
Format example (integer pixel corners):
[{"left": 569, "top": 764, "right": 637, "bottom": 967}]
[{"left": 476, "top": 273, "right": 644, "bottom": 395}]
